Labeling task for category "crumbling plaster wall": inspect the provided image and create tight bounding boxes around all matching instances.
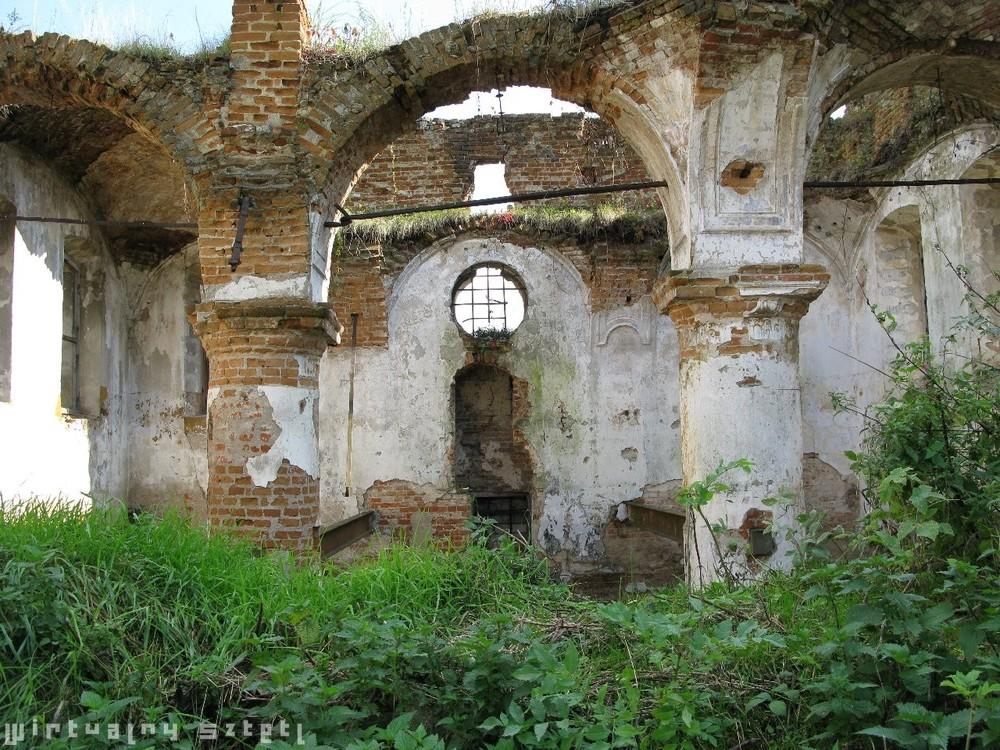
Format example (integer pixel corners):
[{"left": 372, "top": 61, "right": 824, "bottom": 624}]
[
  {"left": 124, "top": 245, "right": 208, "bottom": 517},
  {"left": 849, "top": 126, "right": 998, "bottom": 409},
  {"left": 799, "top": 124, "right": 1000, "bottom": 512},
  {"left": 319, "top": 236, "right": 682, "bottom": 576},
  {"left": 0, "top": 143, "right": 128, "bottom": 503},
  {"left": 798, "top": 241, "right": 863, "bottom": 521},
  {"left": 320, "top": 232, "right": 864, "bottom": 577}
]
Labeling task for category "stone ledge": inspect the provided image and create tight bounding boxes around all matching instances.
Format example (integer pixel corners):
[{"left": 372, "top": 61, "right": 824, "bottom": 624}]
[
  {"left": 652, "top": 264, "right": 830, "bottom": 317},
  {"left": 191, "top": 298, "right": 343, "bottom": 347}
]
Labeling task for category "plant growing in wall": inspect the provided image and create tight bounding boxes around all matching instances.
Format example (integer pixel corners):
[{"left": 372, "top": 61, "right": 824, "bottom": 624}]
[{"left": 471, "top": 327, "right": 513, "bottom": 344}]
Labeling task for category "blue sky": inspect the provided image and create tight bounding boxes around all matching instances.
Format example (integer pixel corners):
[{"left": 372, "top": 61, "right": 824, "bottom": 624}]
[{"left": 5, "top": 1, "right": 544, "bottom": 51}]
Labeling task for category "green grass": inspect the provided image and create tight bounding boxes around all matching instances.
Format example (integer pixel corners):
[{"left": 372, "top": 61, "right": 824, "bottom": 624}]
[
  {"left": 2, "top": 495, "right": 998, "bottom": 748},
  {"left": 337, "top": 203, "right": 667, "bottom": 250},
  {"left": 0, "top": 503, "right": 562, "bottom": 727}
]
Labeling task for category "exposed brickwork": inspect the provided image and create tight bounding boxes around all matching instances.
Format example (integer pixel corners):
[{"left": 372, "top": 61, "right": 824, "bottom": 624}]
[
  {"left": 334, "top": 227, "right": 665, "bottom": 338},
  {"left": 363, "top": 480, "right": 471, "bottom": 548},
  {"left": 349, "top": 114, "right": 655, "bottom": 211},
  {"left": 654, "top": 264, "right": 830, "bottom": 360},
  {"left": 328, "top": 256, "right": 389, "bottom": 347},
  {"left": 192, "top": 300, "right": 339, "bottom": 551},
  {"left": 587, "top": 244, "right": 663, "bottom": 311},
  {"left": 454, "top": 364, "right": 533, "bottom": 497},
  {"left": 229, "top": 1, "right": 308, "bottom": 128},
  {"left": 694, "top": 4, "right": 813, "bottom": 107},
  {"left": 197, "top": 190, "right": 315, "bottom": 288}
]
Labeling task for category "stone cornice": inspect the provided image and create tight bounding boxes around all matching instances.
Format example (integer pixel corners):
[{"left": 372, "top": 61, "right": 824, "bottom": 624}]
[
  {"left": 653, "top": 264, "right": 830, "bottom": 323},
  {"left": 191, "top": 298, "right": 343, "bottom": 351}
]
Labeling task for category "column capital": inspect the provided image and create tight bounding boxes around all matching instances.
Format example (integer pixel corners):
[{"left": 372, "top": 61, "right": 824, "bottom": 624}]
[
  {"left": 191, "top": 299, "right": 342, "bottom": 390},
  {"left": 653, "top": 264, "right": 829, "bottom": 362},
  {"left": 191, "top": 298, "right": 342, "bottom": 352},
  {"left": 653, "top": 264, "right": 830, "bottom": 324}
]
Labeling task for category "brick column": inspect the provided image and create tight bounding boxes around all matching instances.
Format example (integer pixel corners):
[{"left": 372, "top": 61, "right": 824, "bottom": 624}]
[
  {"left": 653, "top": 265, "right": 829, "bottom": 586},
  {"left": 229, "top": 0, "right": 308, "bottom": 125},
  {"left": 192, "top": 300, "right": 340, "bottom": 552}
]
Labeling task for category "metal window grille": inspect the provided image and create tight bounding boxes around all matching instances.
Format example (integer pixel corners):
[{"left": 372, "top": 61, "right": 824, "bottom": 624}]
[
  {"left": 473, "top": 494, "right": 530, "bottom": 541},
  {"left": 452, "top": 265, "right": 525, "bottom": 335},
  {"left": 61, "top": 259, "right": 81, "bottom": 412}
]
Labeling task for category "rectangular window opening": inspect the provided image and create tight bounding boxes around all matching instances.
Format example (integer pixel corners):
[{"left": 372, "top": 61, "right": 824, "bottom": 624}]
[
  {"left": 473, "top": 493, "right": 530, "bottom": 543},
  {"left": 61, "top": 258, "right": 81, "bottom": 413}
]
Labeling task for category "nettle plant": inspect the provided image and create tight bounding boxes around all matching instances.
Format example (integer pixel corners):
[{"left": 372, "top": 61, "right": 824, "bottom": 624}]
[{"left": 834, "top": 247, "right": 1000, "bottom": 558}]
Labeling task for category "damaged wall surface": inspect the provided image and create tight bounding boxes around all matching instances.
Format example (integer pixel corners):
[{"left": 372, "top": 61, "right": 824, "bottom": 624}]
[
  {"left": 0, "top": 144, "right": 128, "bottom": 502},
  {"left": 0, "top": 0, "right": 997, "bottom": 588},
  {"left": 320, "top": 235, "right": 683, "bottom": 585}
]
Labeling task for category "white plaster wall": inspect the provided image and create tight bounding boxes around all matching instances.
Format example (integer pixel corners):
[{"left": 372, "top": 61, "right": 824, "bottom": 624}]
[
  {"left": 0, "top": 144, "right": 128, "bottom": 504},
  {"left": 319, "top": 236, "right": 681, "bottom": 563},
  {"left": 689, "top": 51, "right": 805, "bottom": 267},
  {"left": 799, "top": 243, "right": 863, "bottom": 479},
  {"left": 861, "top": 127, "right": 998, "bottom": 358},
  {"left": 797, "top": 125, "right": 1000, "bottom": 512},
  {"left": 124, "top": 247, "right": 208, "bottom": 514}
]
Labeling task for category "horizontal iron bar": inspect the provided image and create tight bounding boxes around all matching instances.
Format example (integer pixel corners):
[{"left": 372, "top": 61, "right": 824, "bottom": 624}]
[
  {"left": 0, "top": 215, "right": 198, "bottom": 230},
  {"left": 316, "top": 510, "right": 376, "bottom": 559},
  {"left": 625, "top": 501, "right": 685, "bottom": 544},
  {"left": 804, "top": 177, "right": 1000, "bottom": 189},
  {"left": 4, "top": 177, "right": 998, "bottom": 231},
  {"left": 326, "top": 180, "right": 670, "bottom": 225}
]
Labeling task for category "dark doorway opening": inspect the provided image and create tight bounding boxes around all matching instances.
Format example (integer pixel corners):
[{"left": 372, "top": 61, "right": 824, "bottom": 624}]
[
  {"left": 473, "top": 493, "right": 530, "bottom": 541},
  {"left": 453, "top": 364, "right": 533, "bottom": 542}
]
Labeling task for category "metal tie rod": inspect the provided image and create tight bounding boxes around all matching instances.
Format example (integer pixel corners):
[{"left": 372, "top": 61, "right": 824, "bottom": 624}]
[
  {"left": 326, "top": 180, "right": 670, "bottom": 226},
  {"left": 3, "top": 177, "right": 999, "bottom": 231},
  {"left": 804, "top": 177, "right": 1000, "bottom": 189},
  {"left": 0, "top": 216, "right": 198, "bottom": 229}
]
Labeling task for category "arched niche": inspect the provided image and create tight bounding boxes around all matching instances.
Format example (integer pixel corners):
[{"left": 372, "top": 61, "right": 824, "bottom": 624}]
[
  {"left": 960, "top": 150, "right": 1000, "bottom": 361},
  {"left": 873, "top": 204, "right": 928, "bottom": 344}
]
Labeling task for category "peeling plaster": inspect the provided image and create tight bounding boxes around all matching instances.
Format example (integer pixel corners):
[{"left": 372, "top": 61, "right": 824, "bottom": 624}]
[
  {"left": 246, "top": 385, "right": 319, "bottom": 486},
  {"left": 205, "top": 273, "right": 309, "bottom": 302}
]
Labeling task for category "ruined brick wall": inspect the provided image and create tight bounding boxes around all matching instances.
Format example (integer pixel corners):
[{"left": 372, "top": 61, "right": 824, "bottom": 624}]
[
  {"left": 348, "top": 114, "right": 656, "bottom": 211},
  {"left": 454, "top": 364, "right": 533, "bottom": 496},
  {"left": 329, "top": 256, "right": 388, "bottom": 347},
  {"left": 362, "top": 480, "right": 471, "bottom": 548},
  {"left": 330, "top": 227, "right": 666, "bottom": 344}
]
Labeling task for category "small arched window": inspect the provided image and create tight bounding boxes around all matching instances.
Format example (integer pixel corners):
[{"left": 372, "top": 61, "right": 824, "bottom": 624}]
[{"left": 452, "top": 264, "right": 526, "bottom": 335}]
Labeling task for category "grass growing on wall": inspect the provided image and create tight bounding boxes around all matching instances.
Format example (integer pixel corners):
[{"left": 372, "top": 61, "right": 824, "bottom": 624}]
[{"left": 336, "top": 203, "right": 668, "bottom": 252}]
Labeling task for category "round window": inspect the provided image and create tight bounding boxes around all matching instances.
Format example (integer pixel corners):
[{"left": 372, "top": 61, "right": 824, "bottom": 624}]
[{"left": 452, "top": 264, "right": 526, "bottom": 335}]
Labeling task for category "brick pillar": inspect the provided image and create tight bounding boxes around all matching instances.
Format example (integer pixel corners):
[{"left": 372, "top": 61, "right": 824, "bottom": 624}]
[
  {"left": 192, "top": 300, "right": 340, "bottom": 552},
  {"left": 229, "top": 0, "right": 308, "bottom": 127},
  {"left": 654, "top": 265, "right": 829, "bottom": 587},
  {"left": 196, "top": 2, "right": 316, "bottom": 290}
]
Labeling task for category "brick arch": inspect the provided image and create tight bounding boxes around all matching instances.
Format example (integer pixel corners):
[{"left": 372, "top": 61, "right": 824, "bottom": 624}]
[
  {"left": 817, "top": 43, "right": 1000, "bottom": 123},
  {"left": 0, "top": 31, "right": 217, "bottom": 185},
  {"left": 300, "top": 12, "right": 691, "bottom": 265}
]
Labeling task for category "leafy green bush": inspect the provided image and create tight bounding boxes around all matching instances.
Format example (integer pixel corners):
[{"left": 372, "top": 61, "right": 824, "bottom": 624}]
[
  {"left": 838, "top": 336, "right": 1000, "bottom": 557},
  {"left": 4, "top": 317, "right": 1000, "bottom": 750}
]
